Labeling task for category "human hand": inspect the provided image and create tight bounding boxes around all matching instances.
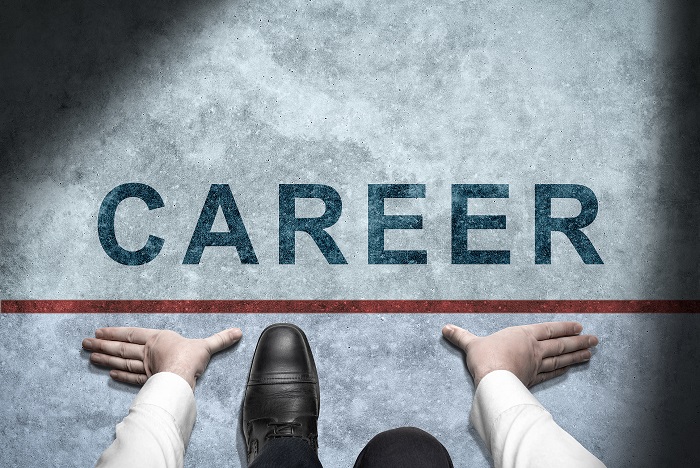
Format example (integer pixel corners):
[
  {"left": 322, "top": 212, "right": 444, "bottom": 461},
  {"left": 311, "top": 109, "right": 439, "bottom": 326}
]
[
  {"left": 442, "top": 322, "right": 598, "bottom": 388},
  {"left": 82, "top": 327, "right": 242, "bottom": 390}
]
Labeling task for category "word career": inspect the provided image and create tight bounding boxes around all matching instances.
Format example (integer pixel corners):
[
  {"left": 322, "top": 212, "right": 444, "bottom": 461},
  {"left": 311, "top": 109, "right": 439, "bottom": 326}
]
[{"left": 98, "top": 183, "right": 603, "bottom": 266}]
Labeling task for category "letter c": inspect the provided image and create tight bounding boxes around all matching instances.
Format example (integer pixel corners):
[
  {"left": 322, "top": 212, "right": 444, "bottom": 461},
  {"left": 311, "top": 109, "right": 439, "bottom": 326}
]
[{"left": 98, "top": 183, "right": 165, "bottom": 265}]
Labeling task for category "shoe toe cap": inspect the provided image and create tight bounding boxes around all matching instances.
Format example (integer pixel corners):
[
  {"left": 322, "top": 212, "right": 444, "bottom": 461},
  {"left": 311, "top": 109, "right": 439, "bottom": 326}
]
[{"left": 249, "top": 323, "right": 317, "bottom": 381}]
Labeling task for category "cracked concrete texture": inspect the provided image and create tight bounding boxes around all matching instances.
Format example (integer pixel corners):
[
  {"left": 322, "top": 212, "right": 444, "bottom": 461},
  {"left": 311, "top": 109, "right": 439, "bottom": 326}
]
[{"left": 0, "top": 0, "right": 698, "bottom": 466}]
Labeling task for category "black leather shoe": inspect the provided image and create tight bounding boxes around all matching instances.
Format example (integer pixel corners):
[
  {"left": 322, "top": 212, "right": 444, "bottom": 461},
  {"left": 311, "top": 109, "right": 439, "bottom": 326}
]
[{"left": 243, "top": 323, "right": 320, "bottom": 464}]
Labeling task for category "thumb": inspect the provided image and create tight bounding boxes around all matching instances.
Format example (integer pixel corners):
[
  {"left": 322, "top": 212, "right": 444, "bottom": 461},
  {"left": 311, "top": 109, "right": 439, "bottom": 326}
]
[
  {"left": 442, "top": 324, "right": 477, "bottom": 351},
  {"left": 204, "top": 328, "right": 243, "bottom": 354}
]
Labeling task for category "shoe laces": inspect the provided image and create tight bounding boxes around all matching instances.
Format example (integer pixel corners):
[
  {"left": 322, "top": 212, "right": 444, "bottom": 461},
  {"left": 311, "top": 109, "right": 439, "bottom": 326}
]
[{"left": 266, "top": 421, "right": 302, "bottom": 437}]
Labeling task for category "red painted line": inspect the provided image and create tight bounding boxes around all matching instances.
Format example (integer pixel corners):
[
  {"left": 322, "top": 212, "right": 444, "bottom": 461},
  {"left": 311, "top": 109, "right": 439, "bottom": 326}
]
[{"left": 1, "top": 300, "right": 698, "bottom": 313}]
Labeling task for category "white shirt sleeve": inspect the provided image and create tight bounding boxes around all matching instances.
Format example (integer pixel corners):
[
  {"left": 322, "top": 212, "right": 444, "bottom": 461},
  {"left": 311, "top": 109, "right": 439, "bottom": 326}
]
[
  {"left": 96, "top": 372, "right": 197, "bottom": 468},
  {"left": 470, "top": 370, "right": 605, "bottom": 468}
]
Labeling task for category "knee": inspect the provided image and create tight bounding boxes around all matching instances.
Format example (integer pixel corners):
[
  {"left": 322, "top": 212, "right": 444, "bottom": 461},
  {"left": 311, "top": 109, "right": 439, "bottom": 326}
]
[
  {"left": 370, "top": 427, "right": 439, "bottom": 446},
  {"left": 354, "top": 427, "right": 453, "bottom": 468}
]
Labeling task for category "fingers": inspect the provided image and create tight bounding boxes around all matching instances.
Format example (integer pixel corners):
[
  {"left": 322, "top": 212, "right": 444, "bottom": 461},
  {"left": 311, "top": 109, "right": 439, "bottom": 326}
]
[
  {"left": 534, "top": 366, "right": 570, "bottom": 386},
  {"left": 203, "top": 328, "right": 243, "bottom": 354},
  {"left": 82, "top": 338, "right": 144, "bottom": 360},
  {"left": 442, "top": 324, "right": 477, "bottom": 351},
  {"left": 94, "top": 327, "right": 159, "bottom": 345},
  {"left": 540, "top": 334, "right": 598, "bottom": 358},
  {"left": 539, "top": 349, "right": 592, "bottom": 373},
  {"left": 524, "top": 321, "right": 583, "bottom": 340},
  {"left": 109, "top": 369, "right": 148, "bottom": 386},
  {"left": 89, "top": 353, "right": 146, "bottom": 374}
]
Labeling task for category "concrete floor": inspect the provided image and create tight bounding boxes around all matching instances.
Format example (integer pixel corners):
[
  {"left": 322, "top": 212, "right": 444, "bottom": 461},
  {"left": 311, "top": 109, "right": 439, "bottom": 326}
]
[
  {"left": 1, "top": 0, "right": 698, "bottom": 466},
  {"left": 1, "top": 313, "right": 699, "bottom": 467}
]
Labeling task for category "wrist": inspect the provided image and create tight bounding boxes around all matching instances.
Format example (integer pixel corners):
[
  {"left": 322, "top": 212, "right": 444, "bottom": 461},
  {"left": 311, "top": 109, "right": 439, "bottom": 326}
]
[
  {"left": 473, "top": 372, "right": 487, "bottom": 389},
  {"left": 156, "top": 366, "right": 197, "bottom": 391},
  {"left": 472, "top": 365, "right": 510, "bottom": 389},
  {"left": 175, "top": 372, "right": 197, "bottom": 391},
  {"left": 469, "top": 363, "right": 492, "bottom": 389}
]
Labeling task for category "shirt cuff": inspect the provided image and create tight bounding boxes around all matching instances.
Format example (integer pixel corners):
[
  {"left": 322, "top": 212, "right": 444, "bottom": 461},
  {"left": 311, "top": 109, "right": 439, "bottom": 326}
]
[
  {"left": 131, "top": 372, "right": 197, "bottom": 445},
  {"left": 470, "top": 370, "right": 544, "bottom": 450}
]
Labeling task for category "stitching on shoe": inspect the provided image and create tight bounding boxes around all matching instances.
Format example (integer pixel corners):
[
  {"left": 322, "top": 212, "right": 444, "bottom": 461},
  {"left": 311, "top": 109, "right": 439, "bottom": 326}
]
[{"left": 247, "top": 375, "right": 317, "bottom": 383}]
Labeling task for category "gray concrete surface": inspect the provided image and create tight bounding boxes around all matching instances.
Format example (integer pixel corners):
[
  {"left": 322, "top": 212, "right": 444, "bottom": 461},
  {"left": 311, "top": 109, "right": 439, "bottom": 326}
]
[
  {"left": 1, "top": 0, "right": 698, "bottom": 466},
  {"left": 1, "top": 313, "right": 699, "bottom": 468}
]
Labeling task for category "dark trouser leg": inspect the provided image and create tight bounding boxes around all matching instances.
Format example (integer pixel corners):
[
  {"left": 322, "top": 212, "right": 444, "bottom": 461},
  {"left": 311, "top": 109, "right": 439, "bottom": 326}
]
[
  {"left": 248, "top": 438, "right": 323, "bottom": 468},
  {"left": 353, "top": 427, "right": 454, "bottom": 468}
]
